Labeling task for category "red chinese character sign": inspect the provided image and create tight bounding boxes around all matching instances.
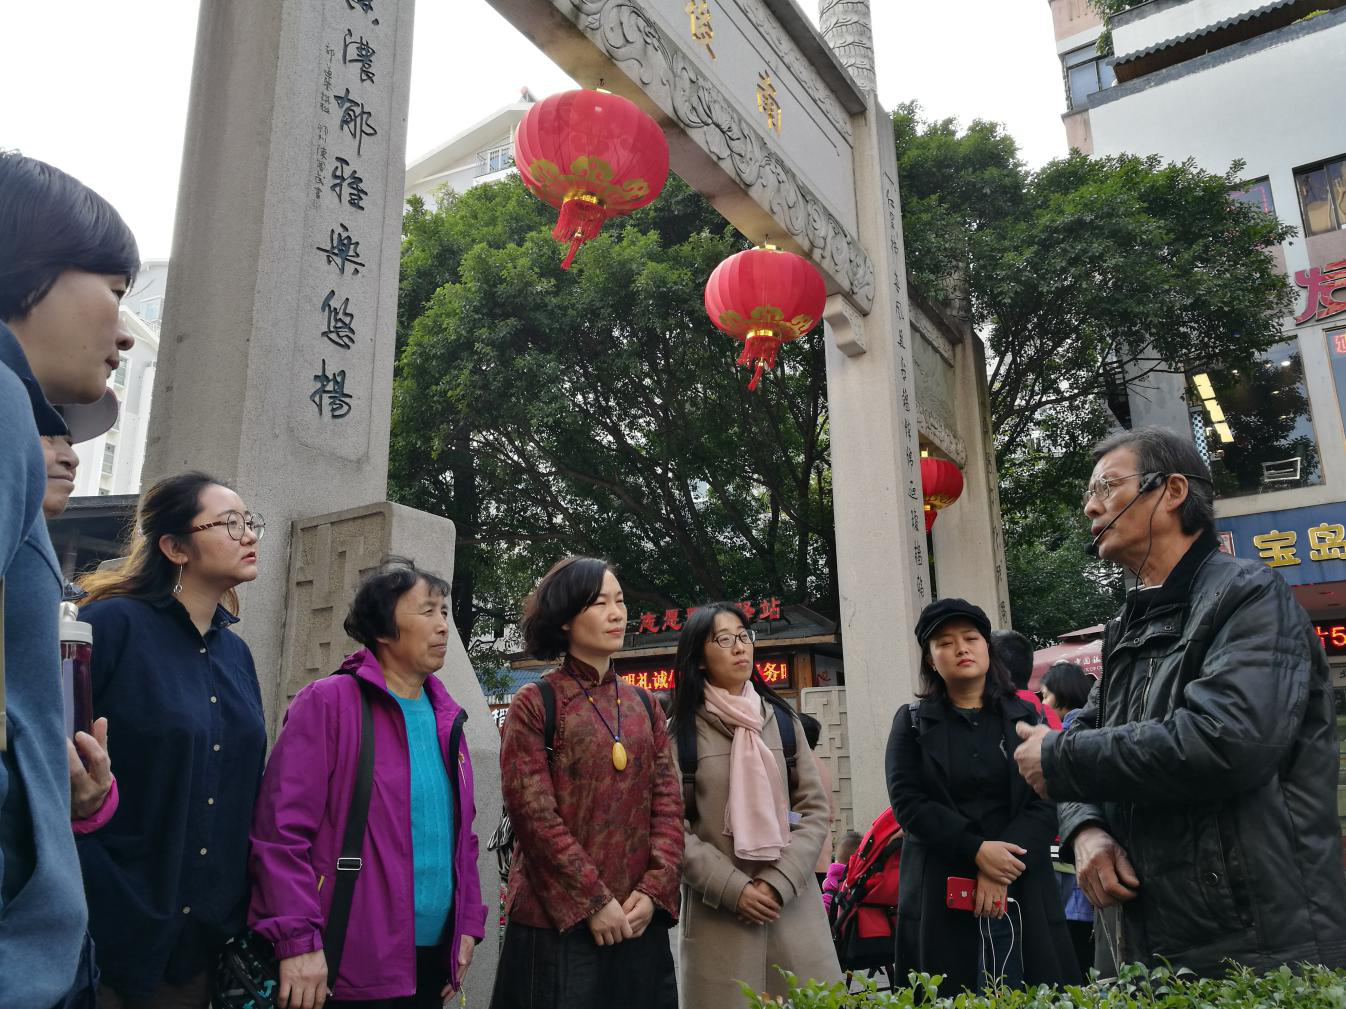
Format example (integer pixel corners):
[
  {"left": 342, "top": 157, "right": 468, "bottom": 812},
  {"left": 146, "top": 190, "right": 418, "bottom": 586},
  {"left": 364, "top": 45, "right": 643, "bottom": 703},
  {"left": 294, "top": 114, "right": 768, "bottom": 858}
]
[
  {"left": 514, "top": 89, "right": 670, "bottom": 269},
  {"left": 1296, "top": 259, "right": 1346, "bottom": 324},
  {"left": 704, "top": 246, "right": 826, "bottom": 390},
  {"left": 919, "top": 456, "right": 964, "bottom": 531},
  {"left": 618, "top": 659, "right": 791, "bottom": 691}
]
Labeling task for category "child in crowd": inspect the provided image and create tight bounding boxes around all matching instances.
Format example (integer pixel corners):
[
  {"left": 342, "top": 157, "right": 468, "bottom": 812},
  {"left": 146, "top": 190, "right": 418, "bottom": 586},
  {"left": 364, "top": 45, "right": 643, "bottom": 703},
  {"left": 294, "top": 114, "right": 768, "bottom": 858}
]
[{"left": 821, "top": 831, "right": 864, "bottom": 914}]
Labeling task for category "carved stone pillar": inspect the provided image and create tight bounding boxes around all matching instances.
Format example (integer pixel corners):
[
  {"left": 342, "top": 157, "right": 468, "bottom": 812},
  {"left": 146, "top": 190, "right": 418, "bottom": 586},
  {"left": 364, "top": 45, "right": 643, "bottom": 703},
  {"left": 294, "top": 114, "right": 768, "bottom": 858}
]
[{"left": 819, "top": 0, "right": 876, "bottom": 95}]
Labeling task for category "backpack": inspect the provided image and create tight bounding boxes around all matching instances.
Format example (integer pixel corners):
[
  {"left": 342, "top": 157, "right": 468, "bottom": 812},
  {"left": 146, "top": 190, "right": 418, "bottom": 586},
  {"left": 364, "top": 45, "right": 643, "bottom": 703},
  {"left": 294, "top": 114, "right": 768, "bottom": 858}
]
[
  {"left": 674, "top": 696, "right": 797, "bottom": 820},
  {"left": 828, "top": 805, "right": 904, "bottom": 973},
  {"left": 486, "top": 676, "right": 656, "bottom": 882}
]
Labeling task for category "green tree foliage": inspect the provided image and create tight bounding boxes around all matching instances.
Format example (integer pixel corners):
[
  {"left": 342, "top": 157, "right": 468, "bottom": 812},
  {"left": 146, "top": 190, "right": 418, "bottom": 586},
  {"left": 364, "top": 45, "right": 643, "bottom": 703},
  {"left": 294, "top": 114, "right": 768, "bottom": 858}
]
[
  {"left": 392, "top": 178, "right": 837, "bottom": 662},
  {"left": 893, "top": 102, "right": 1294, "bottom": 639}
]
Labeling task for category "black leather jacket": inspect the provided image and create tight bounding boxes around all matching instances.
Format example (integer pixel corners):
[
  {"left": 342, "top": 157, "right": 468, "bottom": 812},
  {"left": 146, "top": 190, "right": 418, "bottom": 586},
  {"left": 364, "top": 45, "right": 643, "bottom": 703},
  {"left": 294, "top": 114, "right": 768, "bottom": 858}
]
[{"left": 1043, "top": 531, "right": 1346, "bottom": 975}]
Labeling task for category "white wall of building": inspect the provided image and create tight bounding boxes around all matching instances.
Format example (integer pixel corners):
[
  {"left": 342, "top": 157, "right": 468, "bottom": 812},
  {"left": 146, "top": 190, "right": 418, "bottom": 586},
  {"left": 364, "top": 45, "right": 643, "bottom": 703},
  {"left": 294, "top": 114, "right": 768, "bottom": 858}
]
[
  {"left": 1084, "top": 15, "right": 1346, "bottom": 521},
  {"left": 72, "top": 305, "right": 159, "bottom": 498},
  {"left": 1112, "top": 0, "right": 1281, "bottom": 59}
]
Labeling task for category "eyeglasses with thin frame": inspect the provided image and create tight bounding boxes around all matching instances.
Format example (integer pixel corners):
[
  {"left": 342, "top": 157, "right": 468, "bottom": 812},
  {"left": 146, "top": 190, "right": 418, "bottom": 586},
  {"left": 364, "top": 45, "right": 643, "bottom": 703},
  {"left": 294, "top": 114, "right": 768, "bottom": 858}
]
[
  {"left": 1081, "top": 473, "right": 1146, "bottom": 508},
  {"left": 711, "top": 629, "right": 756, "bottom": 649},
  {"left": 189, "top": 510, "right": 266, "bottom": 541}
]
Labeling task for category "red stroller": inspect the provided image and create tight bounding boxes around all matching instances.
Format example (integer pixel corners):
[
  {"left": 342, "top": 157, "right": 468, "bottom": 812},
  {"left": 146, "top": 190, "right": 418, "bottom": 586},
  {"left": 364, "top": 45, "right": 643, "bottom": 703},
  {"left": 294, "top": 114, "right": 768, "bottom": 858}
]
[{"left": 828, "top": 807, "right": 904, "bottom": 990}]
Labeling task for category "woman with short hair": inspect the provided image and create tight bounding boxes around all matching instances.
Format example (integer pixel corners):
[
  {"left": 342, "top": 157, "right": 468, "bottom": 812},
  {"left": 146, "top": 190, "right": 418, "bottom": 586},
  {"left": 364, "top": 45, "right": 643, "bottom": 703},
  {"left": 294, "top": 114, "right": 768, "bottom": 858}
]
[
  {"left": 670, "top": 602, "right": 842, "bottom": 1005},
  {"left": 0, "top": 151, "right": 138, "bottom": 1009},
  {"left": 76, "top": 472, "right": 267, "bottom": 1008},
  {"left": 490, "top": 557, "right": 682, "bottom": 1009},
  {"left": 249, "top": 557, "right": 487, "bottom": 1009}
]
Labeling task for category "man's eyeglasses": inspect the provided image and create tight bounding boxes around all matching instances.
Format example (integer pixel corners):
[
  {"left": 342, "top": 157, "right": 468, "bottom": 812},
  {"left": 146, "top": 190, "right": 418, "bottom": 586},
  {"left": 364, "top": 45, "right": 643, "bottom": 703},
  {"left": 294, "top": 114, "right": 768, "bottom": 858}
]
[
  {"left": 1081, "top": 473, "right": 1147, "bottom": 508},
  {"left": 711, "top": 629, "right": 756, "bottom": 649},
  {"left": 189, "top": 510, "right": 266, "bottom": 541}
]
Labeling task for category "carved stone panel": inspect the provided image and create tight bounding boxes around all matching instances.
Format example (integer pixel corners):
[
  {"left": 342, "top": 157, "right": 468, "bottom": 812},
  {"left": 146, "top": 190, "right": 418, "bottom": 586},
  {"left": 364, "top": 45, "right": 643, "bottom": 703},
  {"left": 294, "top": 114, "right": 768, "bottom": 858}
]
[
  {"left": 281, "top": 504, "right": 397, "bottom": 700},
  {"left": 800, "top": 685, "right": 853, "bottom": 838}
]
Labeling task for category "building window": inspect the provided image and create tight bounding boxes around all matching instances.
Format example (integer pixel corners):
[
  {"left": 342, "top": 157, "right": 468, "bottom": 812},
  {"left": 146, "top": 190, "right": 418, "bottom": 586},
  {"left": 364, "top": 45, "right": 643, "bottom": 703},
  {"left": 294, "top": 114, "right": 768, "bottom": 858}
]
[
  {"left": 1295, "top": 156, "right": 1346, "bottom": 237},
  {"left": 101, "top": 443, "right": 117, "bottom": 479},
  {"left": 1187, "top": 338, "right": 1322, "bottom": 498},
  {"left": 1231, "top": 178, "right": 1276, "bottom": 216},
  {"left": 1063, "top": 45, "right": 1116, "bottom": 110},
  {"left": 476, "top": 143, "right": 514, "bottom": 177},
  {"left": 113, "top": 354, "right": 128, "bottom": 388},
  {"left": 140, "top": 296, "right": 163, "bottom": 323},
  {"left": 1329, "top": 328, "right": 1346, "bottom": 430}
]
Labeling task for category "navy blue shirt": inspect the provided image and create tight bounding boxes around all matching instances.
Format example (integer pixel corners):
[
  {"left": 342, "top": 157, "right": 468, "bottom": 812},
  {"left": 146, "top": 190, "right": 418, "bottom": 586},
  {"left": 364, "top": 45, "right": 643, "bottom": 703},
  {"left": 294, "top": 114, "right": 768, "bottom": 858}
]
[{"left": 76, "top": 595, "right": 267, "bottom": 996}]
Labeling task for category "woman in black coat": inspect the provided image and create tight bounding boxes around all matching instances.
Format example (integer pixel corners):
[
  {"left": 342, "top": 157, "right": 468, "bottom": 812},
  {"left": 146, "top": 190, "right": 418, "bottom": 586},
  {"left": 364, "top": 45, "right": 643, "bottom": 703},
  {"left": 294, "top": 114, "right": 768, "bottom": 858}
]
[{"left": 886, "top": 598, "right": 1080, "bottom": 996}]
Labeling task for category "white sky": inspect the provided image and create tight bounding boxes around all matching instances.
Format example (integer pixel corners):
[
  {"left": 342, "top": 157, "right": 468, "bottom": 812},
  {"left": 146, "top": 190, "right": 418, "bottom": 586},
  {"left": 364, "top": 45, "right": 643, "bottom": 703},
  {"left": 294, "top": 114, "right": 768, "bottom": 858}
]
[{"left": 3, "top": 1, "right": 1067, "bottom": 261}]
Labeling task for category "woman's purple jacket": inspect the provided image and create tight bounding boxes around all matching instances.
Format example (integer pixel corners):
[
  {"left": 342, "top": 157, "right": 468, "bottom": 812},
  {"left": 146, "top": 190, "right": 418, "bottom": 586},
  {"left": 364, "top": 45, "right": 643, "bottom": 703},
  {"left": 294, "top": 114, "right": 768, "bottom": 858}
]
[{"left": 248, "top": 649, "right": 487, "bottom": 1000}]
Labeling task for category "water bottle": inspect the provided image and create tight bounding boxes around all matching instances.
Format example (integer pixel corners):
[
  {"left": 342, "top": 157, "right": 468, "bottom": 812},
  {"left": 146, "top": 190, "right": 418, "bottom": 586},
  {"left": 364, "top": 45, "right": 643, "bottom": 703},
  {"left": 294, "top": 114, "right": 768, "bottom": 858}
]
[{"left": 60, "top": 601, "right": 94, "bottom": 739}]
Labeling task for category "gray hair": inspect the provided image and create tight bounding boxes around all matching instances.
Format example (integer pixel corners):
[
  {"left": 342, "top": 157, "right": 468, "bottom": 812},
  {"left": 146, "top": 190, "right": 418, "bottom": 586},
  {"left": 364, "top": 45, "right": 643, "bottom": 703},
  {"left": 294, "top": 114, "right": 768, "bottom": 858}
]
[{"left": 1092, "top": 426, "right": 1215, "bottom": 535}]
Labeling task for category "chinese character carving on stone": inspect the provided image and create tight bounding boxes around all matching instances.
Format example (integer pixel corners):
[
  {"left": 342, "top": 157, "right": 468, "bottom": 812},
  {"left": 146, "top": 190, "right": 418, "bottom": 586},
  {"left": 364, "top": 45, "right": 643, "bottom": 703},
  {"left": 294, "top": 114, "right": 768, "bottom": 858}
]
[
  {"left": 334, "top": 88, "right": 378, "bottom": 155},
  {"left": 320, "top": 290, "right": 357, "bottom": 349},
  {"left": 316, "top": 223, "right": 366, "bottom": 276},
  {"left": 330, "top": 157, "right": 368, "bottom": 210},
  {"left": 343, "top": 28, "right": 376, "bottom": 83},
  {"left": 310, "top": 359, "right": 354, "bottom": 418}
]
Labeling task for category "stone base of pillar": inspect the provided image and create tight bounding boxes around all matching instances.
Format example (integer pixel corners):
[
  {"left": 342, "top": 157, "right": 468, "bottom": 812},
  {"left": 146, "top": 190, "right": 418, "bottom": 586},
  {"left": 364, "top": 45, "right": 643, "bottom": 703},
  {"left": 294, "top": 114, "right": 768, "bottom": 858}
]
[{"left": 279, "top": 501, "right": 502, "bottom": 1001}]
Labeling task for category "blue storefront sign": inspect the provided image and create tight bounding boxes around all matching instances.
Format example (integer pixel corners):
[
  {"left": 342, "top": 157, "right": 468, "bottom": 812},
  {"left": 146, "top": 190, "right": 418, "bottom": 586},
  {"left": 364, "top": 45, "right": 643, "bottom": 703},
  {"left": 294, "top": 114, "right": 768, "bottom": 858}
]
[{"left": 1217, "top": 502, "right": 1346, "bottom": 587}]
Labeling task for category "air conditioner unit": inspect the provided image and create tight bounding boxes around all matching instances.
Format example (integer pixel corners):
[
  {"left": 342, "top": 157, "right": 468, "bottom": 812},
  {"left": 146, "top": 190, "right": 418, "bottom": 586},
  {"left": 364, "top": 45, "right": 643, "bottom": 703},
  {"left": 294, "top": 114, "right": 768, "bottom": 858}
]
[{"left": 1262, "top": 457, "right": 1301, "bottom": 485}]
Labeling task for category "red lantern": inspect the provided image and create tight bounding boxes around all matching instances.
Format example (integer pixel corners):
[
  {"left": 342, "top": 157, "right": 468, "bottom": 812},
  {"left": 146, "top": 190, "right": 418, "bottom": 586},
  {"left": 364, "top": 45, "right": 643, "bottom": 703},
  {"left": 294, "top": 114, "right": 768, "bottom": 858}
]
[
  {"left": 704, "top": 247, "right": 827, "bottom": 391},
  {"left": 514, "top": 89, "right": 670, "bottom": 269},
  {"left": 920, "top": 456, "right": 964, "bottom": 531}
]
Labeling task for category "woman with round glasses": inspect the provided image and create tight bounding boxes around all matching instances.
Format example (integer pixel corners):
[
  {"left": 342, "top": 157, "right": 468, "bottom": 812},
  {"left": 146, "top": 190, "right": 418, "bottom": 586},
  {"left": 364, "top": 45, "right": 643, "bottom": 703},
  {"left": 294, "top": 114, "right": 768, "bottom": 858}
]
[
  {"left": 669, "top": 603, "right": 840, "bottom": 1006},
  {"left": 75, "top": 472, "right": 267, "bottom": 1008}
]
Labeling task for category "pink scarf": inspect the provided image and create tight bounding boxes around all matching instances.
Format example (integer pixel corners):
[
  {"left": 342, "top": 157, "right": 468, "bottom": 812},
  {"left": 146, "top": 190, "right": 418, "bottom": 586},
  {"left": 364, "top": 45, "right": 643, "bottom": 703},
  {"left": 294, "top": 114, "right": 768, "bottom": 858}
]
[{"left": 702, "top": 683, "right": 791, "bottom": 861}]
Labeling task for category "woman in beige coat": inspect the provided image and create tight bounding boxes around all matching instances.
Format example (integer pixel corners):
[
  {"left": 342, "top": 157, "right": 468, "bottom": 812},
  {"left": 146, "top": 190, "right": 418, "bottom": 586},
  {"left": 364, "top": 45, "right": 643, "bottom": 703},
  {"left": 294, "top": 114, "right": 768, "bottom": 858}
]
[{"left": 669, "top": 603, "right": 842, "bottom": 1005}]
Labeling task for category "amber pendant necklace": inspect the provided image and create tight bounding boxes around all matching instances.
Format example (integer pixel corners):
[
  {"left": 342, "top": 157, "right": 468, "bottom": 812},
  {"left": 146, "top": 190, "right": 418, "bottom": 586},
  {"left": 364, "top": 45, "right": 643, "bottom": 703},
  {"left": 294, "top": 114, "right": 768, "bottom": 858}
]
[{"left": 567, "top": 667, "right": 626, "bottom": 771}]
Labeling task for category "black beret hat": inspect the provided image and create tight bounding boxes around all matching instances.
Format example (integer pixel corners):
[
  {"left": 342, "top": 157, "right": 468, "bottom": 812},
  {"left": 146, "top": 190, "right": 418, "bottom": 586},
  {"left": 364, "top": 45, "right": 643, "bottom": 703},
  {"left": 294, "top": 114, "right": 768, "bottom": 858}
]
[{"left": 914, "top": 597, "right": 992, "bottom": 649}]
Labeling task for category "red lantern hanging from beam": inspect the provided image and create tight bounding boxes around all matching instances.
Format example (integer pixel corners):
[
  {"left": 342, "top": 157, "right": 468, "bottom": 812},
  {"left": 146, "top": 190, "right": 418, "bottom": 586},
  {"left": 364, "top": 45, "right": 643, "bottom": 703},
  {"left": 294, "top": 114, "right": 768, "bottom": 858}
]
[
  {"left": 514, "top": 89, "right": 670, "bottom": 269},
  {"left": 704, "top": 246, "right": 827, "bottom": 391},
  {"left": 920, "top": 455, "right": 964, "bottom": 531}
]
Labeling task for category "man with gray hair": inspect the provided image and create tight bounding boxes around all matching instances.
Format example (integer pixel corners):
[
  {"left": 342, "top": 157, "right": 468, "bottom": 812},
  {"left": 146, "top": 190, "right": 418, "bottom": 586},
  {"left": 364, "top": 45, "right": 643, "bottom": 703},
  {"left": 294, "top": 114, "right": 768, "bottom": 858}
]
[{"left": 1013, "top": 425, "right": 1346, "bottom": 975}]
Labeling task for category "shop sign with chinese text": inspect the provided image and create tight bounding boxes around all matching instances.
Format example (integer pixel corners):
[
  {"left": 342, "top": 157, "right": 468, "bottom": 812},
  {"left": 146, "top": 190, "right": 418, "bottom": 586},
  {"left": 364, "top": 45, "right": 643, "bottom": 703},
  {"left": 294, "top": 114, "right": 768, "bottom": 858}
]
[
  {"left": 631, "top": 598, "right": 783, "bottom": 635},
  {"left": 1217, "top": 503, "right": 1346, "bottom": 587},
  {"left": 618, "top": 658, "right": 791, "bottom": 692}
]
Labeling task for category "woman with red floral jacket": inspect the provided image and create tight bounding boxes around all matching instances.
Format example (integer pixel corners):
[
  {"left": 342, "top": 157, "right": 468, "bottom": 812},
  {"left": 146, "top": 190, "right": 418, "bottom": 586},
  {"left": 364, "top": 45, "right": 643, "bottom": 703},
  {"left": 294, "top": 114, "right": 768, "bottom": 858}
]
[{"left": 490, "top": 557, "right": 683, "bottom": 1009}]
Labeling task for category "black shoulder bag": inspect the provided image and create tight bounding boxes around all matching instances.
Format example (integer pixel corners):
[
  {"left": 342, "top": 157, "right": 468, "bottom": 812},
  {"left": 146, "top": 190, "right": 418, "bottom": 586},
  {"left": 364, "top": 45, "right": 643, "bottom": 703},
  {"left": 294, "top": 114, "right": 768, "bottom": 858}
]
[{"left": 212, "top": 674, "right": 377, "bottom": 1009}]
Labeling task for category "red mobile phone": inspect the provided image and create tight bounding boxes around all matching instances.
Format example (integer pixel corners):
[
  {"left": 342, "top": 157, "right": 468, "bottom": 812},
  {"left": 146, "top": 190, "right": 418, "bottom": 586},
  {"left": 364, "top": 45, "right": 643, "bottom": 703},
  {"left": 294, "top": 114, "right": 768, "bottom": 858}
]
[{"left": 946, "top": 876, "right": 976, "bottom": 912}]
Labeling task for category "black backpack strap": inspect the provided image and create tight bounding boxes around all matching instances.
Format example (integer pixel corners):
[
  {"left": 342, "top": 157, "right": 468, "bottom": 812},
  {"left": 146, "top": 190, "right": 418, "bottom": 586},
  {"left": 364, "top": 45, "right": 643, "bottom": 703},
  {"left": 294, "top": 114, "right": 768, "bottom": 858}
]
[
  {"left": 325, "top": 677, "right": 376, "bottom": 989},
  {"left": 538, "top": 678, "right": 557, "bottom": 763},
  {"left": 676, "top": 711, "right": 698, "bottom": 821},
  {"left": 908, "top": 700, "right": 920, "bottom": 732},
  {"left": 773, "top": 703, "right": 798, "bottom": 791}
]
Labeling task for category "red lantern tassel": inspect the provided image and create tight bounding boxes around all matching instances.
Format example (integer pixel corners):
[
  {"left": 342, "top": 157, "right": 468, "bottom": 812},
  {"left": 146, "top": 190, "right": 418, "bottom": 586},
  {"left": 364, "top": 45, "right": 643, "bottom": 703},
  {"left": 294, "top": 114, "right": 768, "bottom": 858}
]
[
  {"left": 553, "top": 195, "right": 609, "bottom": 270},
  {"left": 737, "top": 332, "right": 781, "bottom": 391}
]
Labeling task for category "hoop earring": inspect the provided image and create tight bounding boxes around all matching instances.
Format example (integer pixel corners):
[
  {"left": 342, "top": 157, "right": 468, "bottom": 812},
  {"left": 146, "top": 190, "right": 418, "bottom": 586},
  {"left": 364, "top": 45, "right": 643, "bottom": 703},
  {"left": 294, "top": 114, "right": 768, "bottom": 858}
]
[{"left": 173, "top": 565, "right": 184, "bottom": 594}]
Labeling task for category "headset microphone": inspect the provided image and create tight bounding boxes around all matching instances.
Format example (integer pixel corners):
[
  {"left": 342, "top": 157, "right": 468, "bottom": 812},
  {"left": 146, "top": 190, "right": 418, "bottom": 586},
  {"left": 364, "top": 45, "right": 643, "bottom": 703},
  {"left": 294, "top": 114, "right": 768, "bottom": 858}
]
[{"left": 1084, "top": 472, "right": 1165, "bottom": 557}]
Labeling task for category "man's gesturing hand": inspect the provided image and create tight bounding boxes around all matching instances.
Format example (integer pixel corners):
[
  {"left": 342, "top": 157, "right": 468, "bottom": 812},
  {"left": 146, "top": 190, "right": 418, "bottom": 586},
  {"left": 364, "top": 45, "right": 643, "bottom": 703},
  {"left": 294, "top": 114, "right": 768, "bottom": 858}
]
[
  {"left": 1074, "top": 826, "right": 1140, "bottom": 908},
  {"left": 1013, "top": 722, "right": 1051, "bottom": 798}
]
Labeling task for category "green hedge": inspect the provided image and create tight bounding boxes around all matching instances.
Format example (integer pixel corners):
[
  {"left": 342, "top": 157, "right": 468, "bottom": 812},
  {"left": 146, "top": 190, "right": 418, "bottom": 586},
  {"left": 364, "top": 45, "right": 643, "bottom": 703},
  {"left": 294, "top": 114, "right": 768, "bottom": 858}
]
[{"left": 742, "top": 963, "right": 1346, "bottom": 1008}]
